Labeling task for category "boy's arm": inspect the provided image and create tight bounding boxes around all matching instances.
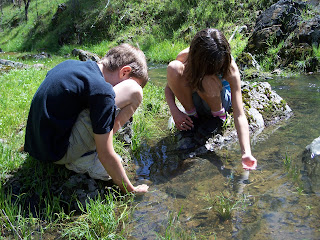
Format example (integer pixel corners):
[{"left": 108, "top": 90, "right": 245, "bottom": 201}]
[{"left": 94, "top": 130, "right": 149, "bottom": 193}]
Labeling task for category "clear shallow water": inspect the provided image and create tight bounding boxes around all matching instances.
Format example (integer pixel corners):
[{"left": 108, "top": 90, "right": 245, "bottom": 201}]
[{"left": 130, "top": 70, "right": 320, "bottom": 239}]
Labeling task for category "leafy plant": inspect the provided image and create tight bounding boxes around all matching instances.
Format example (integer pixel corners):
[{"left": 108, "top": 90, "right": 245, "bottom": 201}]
[{"left": 312, "top": 44, "right": 320, "bottom": 60}]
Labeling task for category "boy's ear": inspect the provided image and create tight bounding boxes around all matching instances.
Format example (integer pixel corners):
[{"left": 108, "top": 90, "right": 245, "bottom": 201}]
[{"left": 119, "top": 66, "right": 132, "bottom": 79}]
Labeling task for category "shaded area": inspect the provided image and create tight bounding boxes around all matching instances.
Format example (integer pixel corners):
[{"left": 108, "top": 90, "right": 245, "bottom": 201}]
[{"left": 1, "top": 155, "right": 120, "bottom": 219}]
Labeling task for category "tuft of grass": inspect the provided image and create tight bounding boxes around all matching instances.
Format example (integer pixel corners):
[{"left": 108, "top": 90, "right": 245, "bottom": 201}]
[
  {"left": 283, "top": 153, "right": 304, "bottom": 195},
  {"left": 206, "top": 192, "right": 249, "bottom": 221},
  {"left": 157, "top": 207, "right": 199, "bottom": 240},
  {"left": 229, "top": 31, "right": 249, "bottom": 59},
  {"left": 62, "top": 192, "right": 134, "bottom": 239},
  {"left": 260, "top": 40, "right": 284, "bottom": 72},
  {"left": 296, "top": 60, "right": 307, "bottom": 72}
]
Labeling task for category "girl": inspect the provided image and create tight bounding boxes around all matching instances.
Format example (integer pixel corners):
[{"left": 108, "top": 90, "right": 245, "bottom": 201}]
[{"left": 165, "top": 28, "right": 257, "bottom": 170}]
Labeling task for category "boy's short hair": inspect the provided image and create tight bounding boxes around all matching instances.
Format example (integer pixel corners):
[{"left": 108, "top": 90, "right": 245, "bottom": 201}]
[
  {"left": 99, "top": 43, "right": 149, "bottom": 87},
  {"left": 185, "top": 28, "right": 232, "bottom": 92}
]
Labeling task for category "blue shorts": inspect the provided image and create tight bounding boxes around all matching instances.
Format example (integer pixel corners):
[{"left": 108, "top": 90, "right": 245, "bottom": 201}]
[{"left": 192, "top": 81, "right": 232, "bottom": 118}]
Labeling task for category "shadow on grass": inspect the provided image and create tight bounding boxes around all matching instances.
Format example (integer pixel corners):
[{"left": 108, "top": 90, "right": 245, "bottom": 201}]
[{"left": 1, "top": 155, "right": 118, "bottom": 219}]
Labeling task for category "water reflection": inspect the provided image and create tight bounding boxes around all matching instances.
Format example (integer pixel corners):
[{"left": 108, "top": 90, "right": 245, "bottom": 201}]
[{"left": 130, "top": 70, "right": 320, "bottom": 239}]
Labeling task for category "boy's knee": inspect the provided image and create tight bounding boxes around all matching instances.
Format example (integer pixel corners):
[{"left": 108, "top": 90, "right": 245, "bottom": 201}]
[
  {"left": 125, "top": 79, "right": 143, "bottom": 103},
  {"left": 131, "top": 83, "right": 143, "bottom": 104}
]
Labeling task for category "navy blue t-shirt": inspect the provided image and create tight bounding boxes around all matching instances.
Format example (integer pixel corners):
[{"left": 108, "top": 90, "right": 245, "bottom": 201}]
[{"left": 24, "top": 60, "right": 116, "bottom": 162}]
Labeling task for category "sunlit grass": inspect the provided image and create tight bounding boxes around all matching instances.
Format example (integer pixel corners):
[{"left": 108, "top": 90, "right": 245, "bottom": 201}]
[
  {"left": 131, "top": 81, "right": 170, "bottom": 151},
  {"left": 312, "top": 44, "right": 320, "bottom": 60},
  {"left": 230, "top": 32, "right": 249, "bottom": 59},
  {"left": 62, "top": 193, "right": 134, "bottom": 239},
  {"left": 143, "top": 40, "right": 188, "bottom": 63},
  {"left": 0, "top": 68, "right": 46, "bottom": 148},
  {"left": 260, "top": 41, "right": 284, "bottom": 72}
]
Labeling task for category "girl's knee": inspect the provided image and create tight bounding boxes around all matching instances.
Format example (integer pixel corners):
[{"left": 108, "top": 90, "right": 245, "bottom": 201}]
[
  {"left": 167, "top": 60, "right": 184, "bottom": 79},
  {"left": 202, "top": 76, "right": 222, "bottom": 96}
]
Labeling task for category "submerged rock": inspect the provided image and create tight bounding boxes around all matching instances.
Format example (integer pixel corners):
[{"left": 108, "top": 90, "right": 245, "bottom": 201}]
[{"left": 301, "top": 136, "right": 320, "bottom": 194}]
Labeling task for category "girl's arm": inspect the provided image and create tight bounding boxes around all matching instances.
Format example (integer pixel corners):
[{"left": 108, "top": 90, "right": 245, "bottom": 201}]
[{"left": 226, "top": 60, "right": 257, "bottom": 170}]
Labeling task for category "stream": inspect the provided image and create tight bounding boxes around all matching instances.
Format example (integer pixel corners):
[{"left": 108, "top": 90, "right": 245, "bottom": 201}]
[{"left": 129, "top": 69, "right": 320, "bottom": 240}]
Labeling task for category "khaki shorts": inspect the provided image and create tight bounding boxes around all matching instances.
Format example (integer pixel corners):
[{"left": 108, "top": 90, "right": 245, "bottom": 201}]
[{"left": 55, "top": 109, "right": 112, "bottom": 181}]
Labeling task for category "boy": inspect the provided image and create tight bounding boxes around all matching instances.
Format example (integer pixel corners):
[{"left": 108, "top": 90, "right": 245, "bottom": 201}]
[{"left": 25, "top": 44, "right": 149, "bottom": 193}]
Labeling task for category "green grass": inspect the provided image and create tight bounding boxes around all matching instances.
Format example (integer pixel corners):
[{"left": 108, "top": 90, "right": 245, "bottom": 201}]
[
  {"left": 313, "top": 44, "right": 320, "bottom": 60},
  {"left": 0, "top": 67, "right": 45, "bottom": 148},
  {"left": 130, "top": 81, "right": 170, "bottom": 152},
  {"left": 62, "top": 193, "right": 134, "bottom": 239},
  {"left": 0, "top": 0, "right": 277, "bottom": 62},
  {"left": 142, "top": 40, "right": 188, "bottom": 63}
]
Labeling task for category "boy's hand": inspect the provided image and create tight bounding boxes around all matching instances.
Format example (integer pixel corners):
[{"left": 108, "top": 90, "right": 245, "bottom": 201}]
[
  {"left": 134, "top": 184, "right": 149, "bottom": 194},
  {"left": 242, "top": 154, "right": 257, "bottom": 170}
]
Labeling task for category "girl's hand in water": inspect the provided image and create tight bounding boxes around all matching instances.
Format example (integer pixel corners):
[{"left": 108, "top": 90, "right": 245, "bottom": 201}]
[{"left": 242, "top": 154, "right": 257, "bottom": 170}]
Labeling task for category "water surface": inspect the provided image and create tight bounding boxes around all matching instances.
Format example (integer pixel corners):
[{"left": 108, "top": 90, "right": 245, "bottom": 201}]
[{"left": 132, "top": 70, "right": 320, "bottom": 239}]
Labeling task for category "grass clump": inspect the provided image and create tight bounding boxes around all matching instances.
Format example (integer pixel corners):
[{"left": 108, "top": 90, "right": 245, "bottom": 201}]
[
  {"left": 283, "top": 153, "right": 304, "bottom": 194},
  {"left": 157, "top": 207, "right": 199, "bottom": 240},
  {"left": 206, "top": 192, "right": 249, "bottom": 221},
  {"left": 62, "top": 193, "right": 134, "bottom": 239}
]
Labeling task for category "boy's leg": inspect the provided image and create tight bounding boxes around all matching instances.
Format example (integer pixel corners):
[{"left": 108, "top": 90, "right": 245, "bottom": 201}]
[
  {"left": 112, "top": 79, "right": 143, "bottom": 133},
  {"left": 54, "top": 109, "right": 112, "bottom": 181},
  {"left": 55, "top": 109, "right": 96, "bottom": 164}
]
